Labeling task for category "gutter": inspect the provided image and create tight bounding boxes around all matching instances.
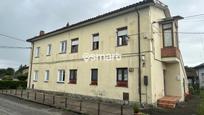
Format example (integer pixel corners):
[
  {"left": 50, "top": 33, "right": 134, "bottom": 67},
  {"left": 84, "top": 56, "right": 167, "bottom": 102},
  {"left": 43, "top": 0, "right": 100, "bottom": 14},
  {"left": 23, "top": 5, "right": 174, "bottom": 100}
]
[
  {"left": 136, "top": 8, "right": 142, "bottom": 105},
  {"left": 28, "top": 43, "right": 34, "bottom": 88}
]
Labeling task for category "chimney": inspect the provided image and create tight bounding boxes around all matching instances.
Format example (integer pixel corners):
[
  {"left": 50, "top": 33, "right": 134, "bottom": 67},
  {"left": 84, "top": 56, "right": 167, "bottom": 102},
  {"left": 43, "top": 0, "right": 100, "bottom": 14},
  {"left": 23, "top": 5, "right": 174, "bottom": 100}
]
[
  {"left": 66, "top": 22, "right": 70, "bottom": 27},
  {"left": 39, "top": 30, "right": 45, "bottom": 36}
]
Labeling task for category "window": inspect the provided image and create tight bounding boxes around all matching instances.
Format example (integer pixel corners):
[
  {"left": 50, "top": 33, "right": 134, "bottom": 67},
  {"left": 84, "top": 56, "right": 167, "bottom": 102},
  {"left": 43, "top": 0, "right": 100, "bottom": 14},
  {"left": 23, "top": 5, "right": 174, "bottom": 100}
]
[
  {"left": 35, "top": 47, "right": 40, "bottom": 58},
  {"left": 69, "top": 69, "right": 77, "bottom": 84},
  {"left": 91, "top": 69, "right": 98, "bottom": 85},
  {"left": 33, "top": 70, "right": 39, "bottom": 81},
  {"left": 46, "top": 44, "right": 51, "bottom": 56},
  {"left": 57, "top": 70, "right": 65, "bottom": 82},
  {"left": 163, "top": 23, "right": 173, "bottom": 47},
  {"left": 202, "top": 76, "right": 204, "bottom": 83},
  {"left": 117, "top": 27, "right": 128, "bottom": 46},
  {"left": 202, "top": 73, "right": 204, "bottom": 77},
  {"left": 44, "top": 70, "right": 49, "bottom": 81},
  {"left": 60, "top": 41, "right": 67, "bottom": 53},
  {"left": 71, "top": 38, "right": 79, "bottom": 53},
  {"left": 116, "top": 68, "right": 128, "bottom": 87},
  {"left": 92, "top": 34, "right": 99, "bottom": 50}
]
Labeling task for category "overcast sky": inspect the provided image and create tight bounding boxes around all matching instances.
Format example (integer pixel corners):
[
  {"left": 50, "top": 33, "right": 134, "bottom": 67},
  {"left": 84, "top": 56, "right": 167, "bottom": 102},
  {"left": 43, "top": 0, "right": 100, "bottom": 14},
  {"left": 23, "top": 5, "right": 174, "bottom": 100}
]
[{"left": 0, "top": 0, "right": 203, "bottom": 69}]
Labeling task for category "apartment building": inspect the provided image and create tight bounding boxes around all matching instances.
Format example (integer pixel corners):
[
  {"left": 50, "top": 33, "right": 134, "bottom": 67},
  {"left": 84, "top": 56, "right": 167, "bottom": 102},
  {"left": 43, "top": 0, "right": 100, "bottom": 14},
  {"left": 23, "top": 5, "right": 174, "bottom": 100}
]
[
  {"left": 27, "top": 0, "right": 189, "bottom": 105},
  {"left": 194, "top": 63, "right": 204, "bottom": 88}
]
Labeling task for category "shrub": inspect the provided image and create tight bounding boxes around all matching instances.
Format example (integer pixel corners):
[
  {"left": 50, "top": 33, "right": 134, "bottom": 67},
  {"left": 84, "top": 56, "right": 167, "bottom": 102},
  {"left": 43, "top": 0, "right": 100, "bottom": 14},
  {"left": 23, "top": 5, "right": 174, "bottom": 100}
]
[
  {"left": 17, "top": 75, "right": 28, "bottom": 81},
  {"left": 133, "top": 102, "right": 140, "bottom": 113},
  {"left": 0, "top": 81, "right": 27, "bottom": 89},
  {"left": 2, "top": 75, "right": 13, "bottom": 81},
  {"left": 197, "top": 90, "right": 204, "bottom": 115}
]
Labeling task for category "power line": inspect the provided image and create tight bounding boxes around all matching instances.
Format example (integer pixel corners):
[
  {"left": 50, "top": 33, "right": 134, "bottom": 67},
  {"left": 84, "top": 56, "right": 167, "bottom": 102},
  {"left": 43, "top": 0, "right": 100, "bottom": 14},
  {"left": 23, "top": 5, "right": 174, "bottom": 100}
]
[
  {"left": 153, "top": 32, "right": 204, "bottom": 35},
  {"left": 0, "top": 33, "right": 26, "bottom": 43},
  {"left": 183, "top": 13, "right": 204, "bottom": 19},
  {"left": 0, "top": 46, "right": 31, "bottom": 49}
]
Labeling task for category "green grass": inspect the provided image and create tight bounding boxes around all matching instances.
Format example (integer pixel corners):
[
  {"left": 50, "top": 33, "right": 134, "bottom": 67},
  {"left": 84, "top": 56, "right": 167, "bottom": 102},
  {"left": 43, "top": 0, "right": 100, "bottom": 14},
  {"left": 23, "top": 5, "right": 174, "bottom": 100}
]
[{"left": 197, "top": 90, "right": 204, "bottom": 115}]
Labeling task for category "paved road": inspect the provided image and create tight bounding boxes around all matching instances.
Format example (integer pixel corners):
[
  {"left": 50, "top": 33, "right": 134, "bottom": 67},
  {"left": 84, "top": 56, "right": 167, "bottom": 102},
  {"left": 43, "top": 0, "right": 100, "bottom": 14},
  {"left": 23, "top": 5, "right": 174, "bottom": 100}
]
[{"left": 0, "top": 94, "right": 80, "bottom": 115}]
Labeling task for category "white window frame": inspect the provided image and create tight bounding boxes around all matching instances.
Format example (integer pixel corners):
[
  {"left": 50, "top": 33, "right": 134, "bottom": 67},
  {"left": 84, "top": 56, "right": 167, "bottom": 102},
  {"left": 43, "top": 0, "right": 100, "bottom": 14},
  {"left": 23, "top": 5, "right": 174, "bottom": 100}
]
[
  {"left": 44, "top": 70, "right": 49, "bottom": 82},
  {"left": 57, "top": 70, "right": 65, "bottom": 82},
  {"left": 35, "top": 47, "right": 40, "bottom": 57},
  {"left": 162, "top": 23, "right": 173, "bottom": 47},
  {"left": 71, "top": 38, "right": 79, "bottom": 53},
  {"left": 46, "top": 44, "right": 51, "bottom": 56},
  {"left": 60, "top": 41, "right": 67, "bottom": 53},
  {"left": 117, "top": 27, "right": 128, "bottom": 46},
  {"left": 33, "top": 70, "right": 39, "bottom": 81},
  {"left": 92, "top": 34, "right": 99, "bottom": 50}
]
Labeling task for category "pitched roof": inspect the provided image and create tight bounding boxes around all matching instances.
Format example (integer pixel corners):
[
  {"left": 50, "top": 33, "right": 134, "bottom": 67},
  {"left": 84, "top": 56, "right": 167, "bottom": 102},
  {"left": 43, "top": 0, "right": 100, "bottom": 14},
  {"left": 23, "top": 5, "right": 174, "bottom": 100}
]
[
  {"left": 27, "top": 0, "right": 170, "bottom": 42},
  {"left": 194, "top": 63, "right": 204, "bottom": 69}
]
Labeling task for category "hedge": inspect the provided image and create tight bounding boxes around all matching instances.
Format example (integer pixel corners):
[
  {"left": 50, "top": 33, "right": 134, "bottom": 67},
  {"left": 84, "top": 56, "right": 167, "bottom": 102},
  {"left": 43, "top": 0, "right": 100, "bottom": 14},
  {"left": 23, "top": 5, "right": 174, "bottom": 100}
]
[{"left": 0, "top": 81, "right": 27, "bottom": 89}]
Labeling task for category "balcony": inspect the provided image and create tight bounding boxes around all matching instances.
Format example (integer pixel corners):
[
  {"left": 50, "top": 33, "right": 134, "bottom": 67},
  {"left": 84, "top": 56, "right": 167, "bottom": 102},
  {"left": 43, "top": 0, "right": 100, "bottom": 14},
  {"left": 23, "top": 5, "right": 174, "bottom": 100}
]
[{"left": 161, "top": 47, "right": 180, "bottom": 63}]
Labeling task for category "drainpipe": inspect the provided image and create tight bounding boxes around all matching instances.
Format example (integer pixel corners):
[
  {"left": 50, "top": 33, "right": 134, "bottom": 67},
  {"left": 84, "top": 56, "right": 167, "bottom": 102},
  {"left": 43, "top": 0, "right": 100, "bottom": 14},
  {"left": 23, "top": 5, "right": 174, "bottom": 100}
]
[
  {"left": 136, "top": 8, "right": 142, "bottom": 105},
  {"left": 28, "top": 42, "right": 34, "bottom": 89}
]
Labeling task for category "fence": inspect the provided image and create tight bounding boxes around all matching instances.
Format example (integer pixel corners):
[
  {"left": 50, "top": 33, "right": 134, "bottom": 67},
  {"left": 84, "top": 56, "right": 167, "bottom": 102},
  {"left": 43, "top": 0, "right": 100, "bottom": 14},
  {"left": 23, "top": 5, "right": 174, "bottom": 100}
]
[{"left": 0, "top": 89, "right": 133, "bottom": 115}]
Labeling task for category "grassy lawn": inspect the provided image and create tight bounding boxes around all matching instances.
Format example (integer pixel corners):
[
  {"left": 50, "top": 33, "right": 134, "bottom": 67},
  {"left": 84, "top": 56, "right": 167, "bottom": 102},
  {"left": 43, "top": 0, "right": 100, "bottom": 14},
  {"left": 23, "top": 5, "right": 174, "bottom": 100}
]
[{"left": 197, "top": 90, "right": 204, "bottom": 115}]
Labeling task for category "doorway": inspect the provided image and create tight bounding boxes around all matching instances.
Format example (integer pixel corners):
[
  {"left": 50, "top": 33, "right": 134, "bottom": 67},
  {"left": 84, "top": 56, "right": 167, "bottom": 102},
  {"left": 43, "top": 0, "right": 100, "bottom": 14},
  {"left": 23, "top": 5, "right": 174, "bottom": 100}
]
[{"left": 163, "top": 70, "right": 166, "bottom": 96}]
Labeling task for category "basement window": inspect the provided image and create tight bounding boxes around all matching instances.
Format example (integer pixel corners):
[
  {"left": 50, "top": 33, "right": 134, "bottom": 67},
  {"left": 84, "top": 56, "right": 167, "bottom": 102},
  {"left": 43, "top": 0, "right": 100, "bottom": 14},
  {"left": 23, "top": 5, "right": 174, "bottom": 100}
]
[
  {"left": 116, "top": 68, "right": 128, "bottom": 87},
  {"left": 117, "top": 27, "right": 128, "bottom": 46}
]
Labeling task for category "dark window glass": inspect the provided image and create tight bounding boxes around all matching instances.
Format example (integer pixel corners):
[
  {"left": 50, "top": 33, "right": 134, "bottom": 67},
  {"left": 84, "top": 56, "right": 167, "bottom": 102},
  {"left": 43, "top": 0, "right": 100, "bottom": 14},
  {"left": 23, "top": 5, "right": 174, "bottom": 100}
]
[
  {"left": 92, "top": 34, "right": 99, "bottom": 50},
  {"left": 117, "top": 27, "right": 128, "bottom": 46},
  {"left": 69, "top": 69, "right": 77, "bottom": 84},
  {"left": 71, "top": 39, "right": 79, "bottom": 53},
  {"left": 117, "top": 68, "right": 128, "bottom": 82},
  {"left": 116, "top": 68, "right": 128, "bottom": 87}
]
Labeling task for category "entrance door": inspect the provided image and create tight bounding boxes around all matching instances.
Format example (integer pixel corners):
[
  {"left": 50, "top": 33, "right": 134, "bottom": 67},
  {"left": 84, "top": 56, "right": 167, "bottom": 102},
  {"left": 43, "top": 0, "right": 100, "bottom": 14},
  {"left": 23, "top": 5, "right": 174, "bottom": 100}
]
[{"left": 163, "top": 70, "right": 166, "bottom": 95}]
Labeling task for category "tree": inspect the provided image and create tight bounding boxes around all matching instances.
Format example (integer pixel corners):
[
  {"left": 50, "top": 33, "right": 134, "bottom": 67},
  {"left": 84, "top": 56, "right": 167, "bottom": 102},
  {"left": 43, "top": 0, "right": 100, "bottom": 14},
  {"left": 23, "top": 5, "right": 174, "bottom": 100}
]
[
  {"left": 6, "top": 68, "right": 15, "bottom": 75},
  {"left": 17, "top": 75, "right": 27, "bottom": 81},
  {"left": 2, "top": 75, "right": 13, "bottom": 81}
]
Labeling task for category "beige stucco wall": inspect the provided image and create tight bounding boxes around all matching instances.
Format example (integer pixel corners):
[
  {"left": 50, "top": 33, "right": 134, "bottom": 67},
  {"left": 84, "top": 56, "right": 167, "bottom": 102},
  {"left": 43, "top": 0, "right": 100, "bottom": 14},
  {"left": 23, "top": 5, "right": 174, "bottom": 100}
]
[
  {"left": 29, "top": 8, "right": 153, "bottom": 102},
  {"left": 148, "top": 6, "right": 166, "bottom": 104}
]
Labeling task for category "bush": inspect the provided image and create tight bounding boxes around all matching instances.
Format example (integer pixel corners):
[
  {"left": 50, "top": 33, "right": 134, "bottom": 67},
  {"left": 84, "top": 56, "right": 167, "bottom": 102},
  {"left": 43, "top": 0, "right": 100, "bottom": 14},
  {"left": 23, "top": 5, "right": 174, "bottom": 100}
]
[
  {"left": 17, "top": 75, "right": 28, "bottom": 81},
  {"left": 197, "top": 90, "right": 204, "bottom": 115},
  {"left": 0, "top": 81, "right": 27, "bottom": 89},
  {"left": 189, "top": 84, "right": 200, "bottom": 95},
  {"left": 133, "top": 102, "right": 140, "bottom": 113},
  {"left": 2, "top": 75, "right": 13, "bottom": 81}
]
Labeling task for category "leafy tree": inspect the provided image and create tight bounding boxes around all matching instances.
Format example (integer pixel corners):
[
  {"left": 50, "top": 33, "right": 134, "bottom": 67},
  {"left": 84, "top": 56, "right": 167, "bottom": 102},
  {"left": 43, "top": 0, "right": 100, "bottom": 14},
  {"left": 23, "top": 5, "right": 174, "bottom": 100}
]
[
  {"left": 17, "top": 75, "right": 27, "bottom": 81},
  {"left": 2, "top": 75, "right": 13, "bottom": 81},
  {"left": 6, "top": 68, "right": 15, "bottom": 75}
]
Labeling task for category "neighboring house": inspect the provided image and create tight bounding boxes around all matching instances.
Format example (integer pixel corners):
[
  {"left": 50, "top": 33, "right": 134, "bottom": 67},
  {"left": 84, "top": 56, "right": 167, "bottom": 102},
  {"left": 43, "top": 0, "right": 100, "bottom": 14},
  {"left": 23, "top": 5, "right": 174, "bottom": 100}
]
[
  {"left": 26, "top": 0, "right": 188, "bottom": 106},
  {"left": 185, "top": 66, "right": 199, "bottom": 85},
  {"left": 194, "top": 63, "right": 204, "bottom": 88}
]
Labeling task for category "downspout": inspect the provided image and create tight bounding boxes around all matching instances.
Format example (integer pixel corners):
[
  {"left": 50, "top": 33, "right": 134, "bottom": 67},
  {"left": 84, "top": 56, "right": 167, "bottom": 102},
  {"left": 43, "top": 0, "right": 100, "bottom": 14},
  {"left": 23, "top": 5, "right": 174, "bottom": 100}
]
[
  {"left": 28, "top": 42, "right": 34, "bottom": 89},
  {"left": 136, "top": 8, "right": 142, "bottom": 105}
]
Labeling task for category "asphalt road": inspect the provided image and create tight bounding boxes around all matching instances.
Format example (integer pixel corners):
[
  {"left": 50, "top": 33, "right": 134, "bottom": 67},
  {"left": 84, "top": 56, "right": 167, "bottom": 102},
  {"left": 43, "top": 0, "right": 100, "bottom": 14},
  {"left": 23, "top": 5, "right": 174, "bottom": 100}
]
[{"left": 0, "top": 94, "right": 79, "bottom": 115}]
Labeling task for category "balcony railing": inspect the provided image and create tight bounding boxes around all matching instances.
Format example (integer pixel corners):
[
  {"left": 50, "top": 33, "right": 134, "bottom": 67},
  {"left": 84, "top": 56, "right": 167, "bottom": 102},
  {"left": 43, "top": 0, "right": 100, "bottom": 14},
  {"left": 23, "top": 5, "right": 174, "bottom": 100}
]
[{"left": 161, "top": 47, "right": 180, "bottom": 58}]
